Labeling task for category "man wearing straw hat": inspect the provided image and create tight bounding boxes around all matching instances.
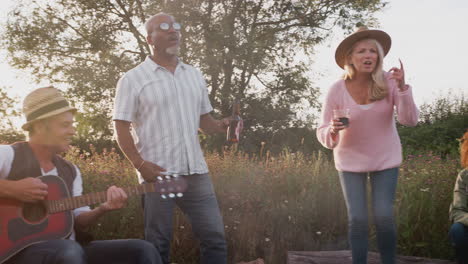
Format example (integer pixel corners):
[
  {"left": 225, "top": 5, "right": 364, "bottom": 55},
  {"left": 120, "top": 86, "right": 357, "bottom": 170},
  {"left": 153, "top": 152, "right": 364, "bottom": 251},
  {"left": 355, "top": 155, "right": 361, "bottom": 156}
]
[
  {"left": 0, "top": 87, "right": 162, "bottom": 264},
  {"left": 113, "top": 13, "right": 228, "bottom": 264}
]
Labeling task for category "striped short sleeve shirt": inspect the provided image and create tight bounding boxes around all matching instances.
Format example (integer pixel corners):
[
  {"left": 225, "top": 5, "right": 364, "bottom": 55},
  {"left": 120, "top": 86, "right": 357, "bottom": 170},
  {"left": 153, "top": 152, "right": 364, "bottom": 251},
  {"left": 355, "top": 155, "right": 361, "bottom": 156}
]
[{"left": 113, "top": 57, "right": 213, "bottom": 181}]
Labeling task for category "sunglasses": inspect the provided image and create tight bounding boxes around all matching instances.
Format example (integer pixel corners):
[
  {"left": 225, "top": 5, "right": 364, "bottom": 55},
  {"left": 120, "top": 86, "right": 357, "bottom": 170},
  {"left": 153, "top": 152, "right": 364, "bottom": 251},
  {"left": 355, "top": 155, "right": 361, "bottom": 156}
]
[{"left": 156, "top": 22, "right": 181, "bottom": 31}]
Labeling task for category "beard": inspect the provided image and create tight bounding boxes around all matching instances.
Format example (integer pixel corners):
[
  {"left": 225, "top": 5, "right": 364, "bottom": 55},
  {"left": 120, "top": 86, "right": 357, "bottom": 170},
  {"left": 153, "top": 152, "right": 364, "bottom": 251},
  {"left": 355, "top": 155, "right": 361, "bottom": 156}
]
[{"left": 165, "top": 45, "right": 180, "bottom": 56}]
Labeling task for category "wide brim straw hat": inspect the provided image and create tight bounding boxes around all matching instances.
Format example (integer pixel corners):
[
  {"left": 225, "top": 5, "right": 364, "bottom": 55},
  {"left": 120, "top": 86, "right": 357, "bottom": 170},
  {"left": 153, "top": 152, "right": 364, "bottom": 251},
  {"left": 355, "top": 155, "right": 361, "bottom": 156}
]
[
  {"left": 335, "top": 26, "right": 392, "bottom": 69},
  {"left": 21, "top": 86, "right": 77, "bottom": 130}
]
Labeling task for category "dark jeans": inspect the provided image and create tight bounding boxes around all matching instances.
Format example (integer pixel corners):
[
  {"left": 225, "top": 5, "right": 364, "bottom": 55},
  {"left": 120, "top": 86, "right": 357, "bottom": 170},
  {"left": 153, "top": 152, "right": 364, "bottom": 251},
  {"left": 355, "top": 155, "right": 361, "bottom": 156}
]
[
  {"left": 144, "top": 173, "right": 227, "bottom": 264},
  {"left": 6, "top": 239, "right": 162, "bottom": 264},
  {"left": 338, "top": 167, "right": 399, "bottom": 264},
  {"left": 449, "top": 222, "right": 468, "bottom": 264}
]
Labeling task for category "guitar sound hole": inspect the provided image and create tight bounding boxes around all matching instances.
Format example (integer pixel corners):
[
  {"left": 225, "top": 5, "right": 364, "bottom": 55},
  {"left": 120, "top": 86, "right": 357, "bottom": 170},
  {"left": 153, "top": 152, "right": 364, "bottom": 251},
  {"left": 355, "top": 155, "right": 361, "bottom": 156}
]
[{"left": 22, "top": 202, "right": 47, "bottom": 223}]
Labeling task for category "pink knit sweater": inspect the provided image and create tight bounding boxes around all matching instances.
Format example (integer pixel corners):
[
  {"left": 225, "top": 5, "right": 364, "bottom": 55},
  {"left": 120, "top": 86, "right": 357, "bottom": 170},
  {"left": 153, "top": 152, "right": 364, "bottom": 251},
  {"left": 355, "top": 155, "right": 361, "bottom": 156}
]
[{"left": 316, "top": 74, "right": 419, "bottom": 172}]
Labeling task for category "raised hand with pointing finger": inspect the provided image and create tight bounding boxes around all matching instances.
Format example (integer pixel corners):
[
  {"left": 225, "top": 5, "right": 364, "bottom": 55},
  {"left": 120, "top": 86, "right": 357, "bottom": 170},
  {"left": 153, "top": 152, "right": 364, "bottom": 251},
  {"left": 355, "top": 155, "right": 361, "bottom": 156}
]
[{"left": 389, "top": 59, "right": 409, "bottom": 91}]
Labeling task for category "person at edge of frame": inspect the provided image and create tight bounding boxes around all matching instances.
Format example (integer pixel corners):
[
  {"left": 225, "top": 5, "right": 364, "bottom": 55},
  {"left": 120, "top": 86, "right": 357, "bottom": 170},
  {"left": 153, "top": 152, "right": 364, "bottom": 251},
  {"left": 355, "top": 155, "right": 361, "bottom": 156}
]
[{"left": 449, "top": 130, "right": 468, "bottom": 264}]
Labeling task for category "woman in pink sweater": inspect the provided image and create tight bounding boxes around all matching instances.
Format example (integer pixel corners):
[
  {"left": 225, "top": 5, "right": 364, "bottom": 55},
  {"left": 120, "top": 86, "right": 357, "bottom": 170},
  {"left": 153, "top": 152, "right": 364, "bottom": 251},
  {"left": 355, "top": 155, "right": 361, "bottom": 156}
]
[{"left": 316, "top": 27, "right": 419, "bottom": 264}]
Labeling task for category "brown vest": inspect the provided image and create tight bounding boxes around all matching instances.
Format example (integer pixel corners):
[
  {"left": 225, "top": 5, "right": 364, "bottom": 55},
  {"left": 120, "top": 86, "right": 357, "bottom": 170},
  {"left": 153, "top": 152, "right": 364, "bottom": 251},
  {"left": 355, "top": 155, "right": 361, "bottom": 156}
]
[{"left": 7, "top": 142, "right": 76, "bottom": 192}]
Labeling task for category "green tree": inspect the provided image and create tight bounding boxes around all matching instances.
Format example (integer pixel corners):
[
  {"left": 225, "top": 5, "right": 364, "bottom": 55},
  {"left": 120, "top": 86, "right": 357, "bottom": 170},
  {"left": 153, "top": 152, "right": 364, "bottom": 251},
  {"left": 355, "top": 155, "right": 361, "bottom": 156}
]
[
  {"left": 3, "top": 0, "right": 387, "bottom": 150},
  {"left": 0, "top": 87, "right": 25, "bottom": 143},
  {"left": 398, "top": 90, "right": 468, "bottom": 157}
]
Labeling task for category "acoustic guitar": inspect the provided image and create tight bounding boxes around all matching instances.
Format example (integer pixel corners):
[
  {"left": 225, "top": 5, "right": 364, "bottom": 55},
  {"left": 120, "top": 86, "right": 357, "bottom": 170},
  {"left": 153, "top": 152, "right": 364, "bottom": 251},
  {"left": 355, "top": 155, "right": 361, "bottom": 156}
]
[{"left": 0, "top": 174, "right": 187, "bottom": 263}]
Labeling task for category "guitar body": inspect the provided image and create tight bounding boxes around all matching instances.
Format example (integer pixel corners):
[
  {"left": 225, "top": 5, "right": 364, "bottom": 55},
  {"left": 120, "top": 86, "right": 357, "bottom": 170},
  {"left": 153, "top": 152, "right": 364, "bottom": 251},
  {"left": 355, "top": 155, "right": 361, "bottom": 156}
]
[
  {"left": 0, "top": 175, "right": 73, "bottom": 264},
  {"left": 0, "top": 173, "right": 187, "bottom": 263}
]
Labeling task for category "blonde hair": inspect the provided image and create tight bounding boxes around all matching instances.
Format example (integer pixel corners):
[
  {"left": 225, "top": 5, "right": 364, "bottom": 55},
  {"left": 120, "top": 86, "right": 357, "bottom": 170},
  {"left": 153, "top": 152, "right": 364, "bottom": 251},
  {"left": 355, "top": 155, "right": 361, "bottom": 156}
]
[{"left": 343, "top": 38, "right": 388, "bottom": 101}]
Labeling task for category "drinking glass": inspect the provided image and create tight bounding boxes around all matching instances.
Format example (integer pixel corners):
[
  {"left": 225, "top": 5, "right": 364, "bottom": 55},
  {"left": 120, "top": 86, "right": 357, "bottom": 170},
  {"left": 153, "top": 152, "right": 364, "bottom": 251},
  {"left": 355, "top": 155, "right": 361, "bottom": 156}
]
[{"left": 333, "top": 108, "right": 350, "bottom": 127}]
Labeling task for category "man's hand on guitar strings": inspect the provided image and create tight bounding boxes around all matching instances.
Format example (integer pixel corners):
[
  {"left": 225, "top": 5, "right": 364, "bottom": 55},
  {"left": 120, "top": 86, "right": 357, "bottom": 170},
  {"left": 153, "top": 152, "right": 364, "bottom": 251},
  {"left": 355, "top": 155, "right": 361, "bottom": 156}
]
[{"left": 12, "top": 177, "right": 48, "bottom": 203}]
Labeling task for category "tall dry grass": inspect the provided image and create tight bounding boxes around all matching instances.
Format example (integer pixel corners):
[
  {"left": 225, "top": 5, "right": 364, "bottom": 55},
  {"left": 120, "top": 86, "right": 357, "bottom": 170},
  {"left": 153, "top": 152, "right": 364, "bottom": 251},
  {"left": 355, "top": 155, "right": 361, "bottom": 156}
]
[{"left": 65, "top": 146, "right": 460, "bottom": 263}]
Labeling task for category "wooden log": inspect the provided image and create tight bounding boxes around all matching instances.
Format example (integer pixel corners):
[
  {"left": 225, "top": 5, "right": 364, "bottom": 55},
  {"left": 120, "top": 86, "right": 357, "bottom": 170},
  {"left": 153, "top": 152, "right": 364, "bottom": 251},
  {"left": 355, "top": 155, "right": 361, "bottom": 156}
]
[
  {"left": 287, "top": 251, "right": 455, "bottom": 264},
  {"left": 236, "top": 258, "right": 265, "bottom": 264}
]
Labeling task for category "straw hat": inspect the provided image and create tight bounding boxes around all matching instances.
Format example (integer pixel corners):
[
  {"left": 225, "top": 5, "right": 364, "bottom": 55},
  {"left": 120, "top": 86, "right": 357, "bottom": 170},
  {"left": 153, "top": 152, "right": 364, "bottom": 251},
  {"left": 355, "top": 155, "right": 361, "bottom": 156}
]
[
  {"left": 22, "top": 86, "right": 76, "bottom": 130},
  {"left": 335, "top": 26, "right": 391, "bottom": 69}
]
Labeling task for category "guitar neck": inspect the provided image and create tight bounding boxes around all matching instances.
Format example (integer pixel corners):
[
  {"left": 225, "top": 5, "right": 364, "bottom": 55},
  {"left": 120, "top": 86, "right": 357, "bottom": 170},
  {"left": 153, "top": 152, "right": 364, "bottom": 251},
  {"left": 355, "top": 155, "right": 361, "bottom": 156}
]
[{"left": 47, "top": 184, "right": 156, "bottom": 214}]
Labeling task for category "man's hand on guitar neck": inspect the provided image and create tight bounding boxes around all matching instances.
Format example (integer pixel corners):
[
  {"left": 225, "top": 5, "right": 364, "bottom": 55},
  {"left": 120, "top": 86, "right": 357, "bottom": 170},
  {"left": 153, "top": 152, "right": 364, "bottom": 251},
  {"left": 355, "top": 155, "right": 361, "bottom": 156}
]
[
  {"left": 99, "top": 186, "right": 128, "bottom": 211},
  {"left": 75, "top": 186, "right": 129, "bottom": 229},
  {"left": 0, "top": 177, "right": 48, "bottom": 202}
]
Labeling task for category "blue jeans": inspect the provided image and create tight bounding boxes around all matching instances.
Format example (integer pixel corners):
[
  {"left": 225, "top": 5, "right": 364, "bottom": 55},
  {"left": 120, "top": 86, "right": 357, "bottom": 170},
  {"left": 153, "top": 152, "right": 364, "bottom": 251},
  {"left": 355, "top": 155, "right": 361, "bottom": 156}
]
[
  {"left": 338, "top": 167, "right": 399, "bottom": 264},
  {"left": 143, "top": 173, "right": 227, "bottom": 264},
  {"left": 6, "top": 238, "right": 162, "bottom": 264},
  {"left": 449, "top": 222, "right": 468, "bottom": 264}
]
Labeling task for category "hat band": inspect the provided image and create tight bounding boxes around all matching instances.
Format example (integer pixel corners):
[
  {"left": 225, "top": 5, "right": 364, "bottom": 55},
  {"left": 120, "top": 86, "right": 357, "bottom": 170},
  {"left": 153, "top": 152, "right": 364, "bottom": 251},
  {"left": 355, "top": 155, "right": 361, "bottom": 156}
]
[{"left": 26, "top": 100, "right": 70, "bottom": 121}]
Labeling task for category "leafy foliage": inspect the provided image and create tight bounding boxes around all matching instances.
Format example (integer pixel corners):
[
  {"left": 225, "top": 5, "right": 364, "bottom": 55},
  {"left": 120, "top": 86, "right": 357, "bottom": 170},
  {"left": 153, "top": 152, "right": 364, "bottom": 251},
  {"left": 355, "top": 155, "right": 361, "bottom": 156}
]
[
  {"left": 0, "top": 87, "right": 24, "bottom": 142},
  {"left": 398, "top": 90, "right": 468, "bottom": 157},
  {"left": 2, "top": 0, "right": 387, "bottom": 147}
]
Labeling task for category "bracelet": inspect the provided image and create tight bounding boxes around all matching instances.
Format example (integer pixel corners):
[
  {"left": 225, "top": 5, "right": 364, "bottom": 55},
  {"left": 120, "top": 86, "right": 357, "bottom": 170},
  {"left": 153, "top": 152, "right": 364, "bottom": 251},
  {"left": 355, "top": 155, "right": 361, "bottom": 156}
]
[{"left": 136, "top": 160, "right": 145, "bottom": 171}]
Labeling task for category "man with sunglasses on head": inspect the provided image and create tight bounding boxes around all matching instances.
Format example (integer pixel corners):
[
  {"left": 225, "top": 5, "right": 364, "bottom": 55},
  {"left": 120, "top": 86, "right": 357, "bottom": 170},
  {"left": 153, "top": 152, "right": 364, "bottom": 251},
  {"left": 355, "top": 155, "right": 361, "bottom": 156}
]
[{"left": 113, "top": 13, "right": 228, "bottom": 264}]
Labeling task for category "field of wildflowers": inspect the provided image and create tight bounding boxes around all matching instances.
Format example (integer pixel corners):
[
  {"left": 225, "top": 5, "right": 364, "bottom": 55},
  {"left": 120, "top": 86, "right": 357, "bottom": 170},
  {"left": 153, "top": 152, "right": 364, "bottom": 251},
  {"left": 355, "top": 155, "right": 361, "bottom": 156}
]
[{"left": 65, "top": 146, "right": 461, "bottom": 264}]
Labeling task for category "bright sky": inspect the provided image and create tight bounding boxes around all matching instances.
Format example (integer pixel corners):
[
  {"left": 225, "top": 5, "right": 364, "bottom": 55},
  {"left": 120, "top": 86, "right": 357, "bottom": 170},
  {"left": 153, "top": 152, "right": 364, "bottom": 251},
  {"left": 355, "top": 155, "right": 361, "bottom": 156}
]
[
  {"left": 313, "top": 0, "right": 468, "bottom": 105},
  {"left": 1, "top": 0, "right": 467, "bottom": 129}
]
